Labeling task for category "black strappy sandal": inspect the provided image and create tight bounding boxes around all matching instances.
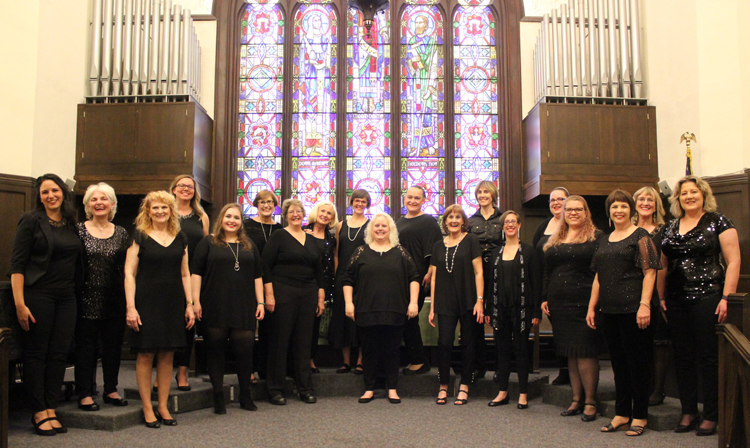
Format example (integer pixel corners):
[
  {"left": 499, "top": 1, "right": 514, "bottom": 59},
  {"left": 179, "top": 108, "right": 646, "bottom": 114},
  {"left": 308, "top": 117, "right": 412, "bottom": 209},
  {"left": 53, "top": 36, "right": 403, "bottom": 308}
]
[
  {"left": 435, "top": 388, "right": 448, "bottom": 405},
  {"left": 454, "top": 389, "right": 469, "bottom": 405}
]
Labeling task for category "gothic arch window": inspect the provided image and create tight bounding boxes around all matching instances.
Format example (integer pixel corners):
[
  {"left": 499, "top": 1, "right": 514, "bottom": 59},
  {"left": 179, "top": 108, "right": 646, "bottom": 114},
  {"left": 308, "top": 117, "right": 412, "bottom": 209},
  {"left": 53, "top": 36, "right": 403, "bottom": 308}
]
[{"left": 214, "top": 0, "right": 524, "bottom": 218}]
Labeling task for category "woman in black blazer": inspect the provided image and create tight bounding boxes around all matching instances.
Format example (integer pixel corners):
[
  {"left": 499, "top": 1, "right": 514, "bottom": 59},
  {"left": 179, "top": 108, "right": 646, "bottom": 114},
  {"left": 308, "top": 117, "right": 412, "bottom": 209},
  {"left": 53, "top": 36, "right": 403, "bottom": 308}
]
[{"left": 9, "top": 174, "right": 83, "bottom": 436}]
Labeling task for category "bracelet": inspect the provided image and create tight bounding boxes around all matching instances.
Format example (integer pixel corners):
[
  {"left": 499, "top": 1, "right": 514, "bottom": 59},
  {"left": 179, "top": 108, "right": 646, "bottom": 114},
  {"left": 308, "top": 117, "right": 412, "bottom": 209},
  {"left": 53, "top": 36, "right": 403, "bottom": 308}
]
[
  {"left": 258, "top": 302, "right": 265, "bottom": 306},
  {"left": 477, "top": 296, "right": 484, "bottom": 301},
  {"left": 659, "top": 298, "right": 665, "bottom": 302},
  {"left": 187, "top": 300, "right": 194, "bottom": 305},
  {"left": 639, "top": 301, "right": 650, "bottom": 308},
  {"left": 721, "top": 295, "right": 729, "bottom": 301}
]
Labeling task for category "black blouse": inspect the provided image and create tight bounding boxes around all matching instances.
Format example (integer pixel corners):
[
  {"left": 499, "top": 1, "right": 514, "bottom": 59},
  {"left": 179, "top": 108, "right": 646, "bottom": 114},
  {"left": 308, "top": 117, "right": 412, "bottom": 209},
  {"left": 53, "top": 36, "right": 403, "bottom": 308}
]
[
  {"left": 261, "top": 229, "right": 324, "bottom": 288},
  {"left": 488, "top": 241, "right": 542, "bottom": 330},
  {"left": 343, "top": 245, "right": 420, "bottom": 327},
  {"left": 179, "top": 212, "right": 205, "bottom": 266},
  {"left": 661, "top": 212, "right": 735, "bottom": 303},
  {"left": 77, "top": 223, "right": 130, "bottom": 319},
  {"left": 304, "top": 223, "right": 337, "bottom": 304},
  {"left": 244, "top": 218, "right": 283, "bottom": 255},
  {"left": 591, "top": 227, "right": 661, "bottom": 314},
  {"left": 396, "top": 214, "right": 443, "bottom": 278},
  {"left": 430, "top": 233, "right": 483, "bottom": 316},
  {"left": 191, "top": 236, "right": 264, "bottom": 330},
  {"left": 468, "top": 206, "right": 504, "bottom": 255},
  {"left": 543, "top": 231, "right": 603, "bottom": 310}
]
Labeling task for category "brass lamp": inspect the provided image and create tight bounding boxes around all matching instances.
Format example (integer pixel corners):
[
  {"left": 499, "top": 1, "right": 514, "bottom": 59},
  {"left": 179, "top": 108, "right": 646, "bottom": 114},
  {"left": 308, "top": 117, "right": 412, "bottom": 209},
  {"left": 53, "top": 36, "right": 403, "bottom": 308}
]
[{"left": 349, "top": 0, "right": 389, "bottom": 37}]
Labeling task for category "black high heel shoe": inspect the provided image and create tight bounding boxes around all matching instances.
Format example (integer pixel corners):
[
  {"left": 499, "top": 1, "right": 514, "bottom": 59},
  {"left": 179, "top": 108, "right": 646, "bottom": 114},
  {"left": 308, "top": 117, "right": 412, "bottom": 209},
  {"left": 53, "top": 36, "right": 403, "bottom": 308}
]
[
  {"left": 674, "top": 415, "right": 700, "bottom": 433},
  {"left": 141, "top": 411, "right": 160, "bottom": 429},
  {"left": 560, "top": 401, "right": 583, "bottom": 416},
  {"left": 155, "top": 410, "right": 177, "bottom": 426},
  {"left": 581, "top": 403, "right": 598, "bottom": 422},
  {"left": 175, "top": 373, "right": 191, "bottom": 392},
  {"left": 488, "top": 396, "right": 509, "bottom": 407},
  {"left": 648, "top": 392, "right": 666, "bottom": 406},
  {"left": 103, "top": 395, "right": 129, "bottom": 406}
]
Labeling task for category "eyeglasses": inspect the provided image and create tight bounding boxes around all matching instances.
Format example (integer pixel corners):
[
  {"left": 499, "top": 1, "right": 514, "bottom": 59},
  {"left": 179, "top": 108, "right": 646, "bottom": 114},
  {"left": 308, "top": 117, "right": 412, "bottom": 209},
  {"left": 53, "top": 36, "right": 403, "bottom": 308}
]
[
  {"left": 288, "top": 209, "right": 304, "bottom": 216},
  {"left": 565, "top": 207, "right": 585, "bottom": 214},
  {"left": 504, "top": 220, "right": 518, "bottom": 225},
  {"left": 549, "top": 197, "right": 566, "bottom": 204},
  {"left": 257, "top": 200, "right": 275, "bottom": 206},
  {"left": 175, "top": 184, "right": 195, "bottom": 191}
]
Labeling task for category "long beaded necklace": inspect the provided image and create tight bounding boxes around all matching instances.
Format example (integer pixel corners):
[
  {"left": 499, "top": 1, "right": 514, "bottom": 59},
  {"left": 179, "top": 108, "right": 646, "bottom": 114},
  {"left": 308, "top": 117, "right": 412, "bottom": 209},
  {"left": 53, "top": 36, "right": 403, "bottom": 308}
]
[
  {"left": 444, "top": 234, "right": 465, "bottom": 273},
  {"left": 347, "top": 219, "right": 366, "bottom": 242},
  {"left": 227, "top": 242, "right": 240, "bottom": 271}
]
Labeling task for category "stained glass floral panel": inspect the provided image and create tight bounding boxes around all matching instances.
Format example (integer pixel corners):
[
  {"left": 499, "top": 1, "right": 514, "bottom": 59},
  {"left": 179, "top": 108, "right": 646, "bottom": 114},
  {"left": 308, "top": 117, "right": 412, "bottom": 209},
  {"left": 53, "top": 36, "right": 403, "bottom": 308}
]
[{"left": 400, "top": 157, "right": 445, "bottom": 216}]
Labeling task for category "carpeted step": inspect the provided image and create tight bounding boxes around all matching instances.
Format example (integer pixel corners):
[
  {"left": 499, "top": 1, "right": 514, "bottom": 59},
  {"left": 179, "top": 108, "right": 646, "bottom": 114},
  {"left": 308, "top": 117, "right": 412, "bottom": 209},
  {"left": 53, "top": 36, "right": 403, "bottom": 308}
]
[
  {"left": 469, "top": 373, "right": 549, "bottom": 399},
  {"left": 123, "top": 381, "right": 234, "bottom": 414},
  {"left": 55, "top": 399, "right": 145, "bottom": 431},
  {"left": 541, "top": 382, "right": 616, "bottom": 409},
  {"left": 598, "top": 397, "right": 700, "bottom": 432}
]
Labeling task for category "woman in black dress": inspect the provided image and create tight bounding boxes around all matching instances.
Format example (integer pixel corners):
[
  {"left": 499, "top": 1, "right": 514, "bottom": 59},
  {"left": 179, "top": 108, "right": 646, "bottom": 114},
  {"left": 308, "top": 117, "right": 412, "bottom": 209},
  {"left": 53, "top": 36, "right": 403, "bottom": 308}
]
[
  {"left": 191, "top": 203, "right": 265, "bottom": 414},
  {"left": 125, "top": 190, "right": 196, "bottom": 428},
  {"left": 168, "top": 175, "right": 209, "bottom": 391},
  {"left": 344, "top": 213, "right": 419, "bottom": 404},
  {"left": 10, "top": 174, "right": 82, "bottom": 436},
  {"left": 467, "top": 180, "right": 503, "bottom": 379},
  {"left": 587, "top": 190, "right": 660, "bottom": 436},
  {"left": 397, "top": 186, "right": 443, "bottom": 375},
  {"left": 541, "top": 195, "right": 602, "bottom": 422},
  {"left": 262, "top": 199, "right": 325, "bottom": 405},
  {"left": 487, "top": 211, "right": 541, "bottom": 409},
  {"left": 330, "top": 190, "right": 370, "bottom": 374},
  {"left": 428, "top": 205, "right": 484, "bottom": 405},
  {"left": 533, "top": 186, "right": 571, "bottom": 386},
  {"left": 244, "top": 189, "right": 282, "bottom": 382},
  {"left": 632, "top": 186, "right": 669, "bottom": 406},
  {"left": 304, "top": 200, "right": 338, "bottom": 372},
  {"left": 660, "top": 175, "right": 740, "bottom": 436},
  {"left": 75, "top": 183, "right": 130, "bottom": 411}
]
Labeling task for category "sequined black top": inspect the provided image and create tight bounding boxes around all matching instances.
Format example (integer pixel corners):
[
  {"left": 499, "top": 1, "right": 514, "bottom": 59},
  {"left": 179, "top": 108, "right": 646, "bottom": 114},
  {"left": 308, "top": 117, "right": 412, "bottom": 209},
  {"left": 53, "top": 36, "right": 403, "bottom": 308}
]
[
  {"left": 543, "top": 231, "right": 603, "bottom": 310},
  {"left": 77, "top": 223, "right": 130, "bottom": 319},
  {"left": 661, "top": 212, "right": 735, "bottom": 303},
  {"left": 305, "top": 223, "right": 337, "bottom": 305},
  {"left": 591, "top": 227, "right": 661, "bottom": 314}
]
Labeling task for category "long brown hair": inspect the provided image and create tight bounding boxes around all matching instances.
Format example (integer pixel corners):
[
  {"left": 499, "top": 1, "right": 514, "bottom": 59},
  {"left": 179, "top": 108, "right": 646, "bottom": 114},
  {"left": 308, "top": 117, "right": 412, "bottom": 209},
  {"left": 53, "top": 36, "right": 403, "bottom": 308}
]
[
  {"left": 135, "top": 191, "right": 181, "bottom": 237},
  {"left": 211, "top": 203, "right": 253, "bottom": 251},
  {"left": 544, "top": 195, "right": 597, "bottom": 250}
]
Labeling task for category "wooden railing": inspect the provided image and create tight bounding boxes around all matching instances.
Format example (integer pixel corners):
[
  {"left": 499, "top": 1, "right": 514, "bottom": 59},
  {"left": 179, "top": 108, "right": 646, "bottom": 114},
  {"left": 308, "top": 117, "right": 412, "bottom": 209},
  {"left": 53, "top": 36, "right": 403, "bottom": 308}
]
[{"left": 718, "top": 293, "right": 750, "bottom": 448}]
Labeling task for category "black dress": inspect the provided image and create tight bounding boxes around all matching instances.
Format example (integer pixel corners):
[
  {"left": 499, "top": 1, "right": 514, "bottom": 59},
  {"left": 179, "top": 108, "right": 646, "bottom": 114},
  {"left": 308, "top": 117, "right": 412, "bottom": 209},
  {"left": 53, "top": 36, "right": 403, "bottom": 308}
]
[
  {"left": 329, "top": 219, "right": 368, "bottom": 349},
  {"left": 543, "top": 231, "right": 603, "bottom": 358},
  {"left": 430, "top": 233, "right": 483, "bottom": 316},
  {"left": 179, "top": 212, "right": 204, "bottom": 266},
  {"left": 129, "top": 231, "right": 188, "bottom": 352},
  {"left": 244, "top": 218, "right": 283, "bottom": 257},
  {"left": 190, "top": 236, "right": 264, "bottom": 330}
]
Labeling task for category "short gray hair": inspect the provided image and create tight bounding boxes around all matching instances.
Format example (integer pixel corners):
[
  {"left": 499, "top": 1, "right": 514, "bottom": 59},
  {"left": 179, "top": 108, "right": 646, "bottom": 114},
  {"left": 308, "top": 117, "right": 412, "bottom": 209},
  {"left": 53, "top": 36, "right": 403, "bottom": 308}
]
[
  {"left": 364, "top": 213, "right": 399, "bottom": 248},
  {"left": 281, "top": 198, "right": 306, "bottom": 222},
  {"left": 83, "top": 182, "right": 118, "bottom": 220}
]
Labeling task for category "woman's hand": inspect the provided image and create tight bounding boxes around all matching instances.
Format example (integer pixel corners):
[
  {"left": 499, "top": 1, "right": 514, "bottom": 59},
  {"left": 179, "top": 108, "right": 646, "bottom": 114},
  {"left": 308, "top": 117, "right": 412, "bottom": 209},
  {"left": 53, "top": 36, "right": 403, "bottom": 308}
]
[
  {"left": 192, "top": 302, "right": 202, "bottom": 321},
  {"left": 316, "top": 299, "right": 325, "bottom": 317},
  {"left": 16, "top": 305, "right": 35, "bottom": 332},
  {"left": 532, "top": 318, "right": 540, "bottom": 327},
  {"left": 541, "top": 301, "right": 550, "bottom": 317},
  {"left": 407, "top": 302, "right": 418, "bottom": 319},
  {"left": 637, "top": 304, "right": 650, "bottom": 329},
  {"left": 473, "top": 301, "right": 484, "bottom": 324},
  {"left": 428, "top": 308, "right": 436, "bottom": 328},
  {"left": 266, "top": 295, "right": 275, "bottom": 313},
  {"left": 484, "top": 315, "right": 490, "bottom": 325},
  {"left": 345, "top": 302, "right": 355, "bottom": 321},
  {"left": 185, "top": 306, "right": 195, "bottom": 330},
  {"left": 256, "top": 303, "right": 265, "bottom": 321},
  {"left": 126, "top": 308, "right": 142, "bottom": 332},
  {"left": 716, "top": 299, "right": 728, "bottom": 324},
  {"left": 585, "top": 309, "right": 596, "bottom": 330}
]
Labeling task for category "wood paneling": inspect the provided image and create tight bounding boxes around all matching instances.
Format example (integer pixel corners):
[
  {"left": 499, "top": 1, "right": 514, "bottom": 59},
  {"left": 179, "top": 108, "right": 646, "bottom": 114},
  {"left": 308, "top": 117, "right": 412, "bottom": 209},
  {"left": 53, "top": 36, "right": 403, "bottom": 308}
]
[
  {"left": 523, "top": 103, "right": 658, "bottom": 203},
  {"left": 0, "top": 174, "right": 34, "bottom": 280}
]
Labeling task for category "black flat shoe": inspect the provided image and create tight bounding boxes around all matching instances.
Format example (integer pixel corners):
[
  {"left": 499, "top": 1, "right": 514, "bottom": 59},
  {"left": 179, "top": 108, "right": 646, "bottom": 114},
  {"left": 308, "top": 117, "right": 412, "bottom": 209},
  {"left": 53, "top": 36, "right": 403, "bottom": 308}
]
[
  {"left": 300, "top": 393, "right": 317, "bottom": 404},
  {"left": 359, "top": 394, "right": 375, "bottom": 403},
  {"left": 155, "top": 411, "right": 177, "bottom": 426},
  {"left": 388, "top": 397, "right": 401, "bottom": 404},
  {"left": 402, "top": 364, "right": 429, "bottom": 376},
  {"left": 213, "top": 392, "right": 226, "bottom": 415},
  {"left": 336, "top": 364, "right": 351, "bottom": 374},
  {"left": 141, "top": 411, "right": 160, "bottom": 429},
  {"left": 103, "top": 395, "right": 129, "bottom": 406},
  {"left": 674, "top": 416, "right": 700, "bottom": 433},
  {"left": 240, "top": 400, "right": 258, "bottom": 411},
  {"left": 48, "top": 417, "right": 67, "bottom": 433},
  {"left": 353, "top": 364, "right": 364, "bottom": 375},
  {"left": 560, "top": 401, "right": 583, "bottom": 416},
  {"left": 517, "top": 403, "right": 528, "bottom": 409},
  {"left": 78, "top": 401, "right": 100, "bottom": 411},
  {"left": 31, "top": 416, "right": 56, "bottom": 436},
  {"left": 269, "top": 394, "right": 286, "bottom": 406},
  {"left": 581, "top": 403, "right": 598, "bottom": 422},
  {"left": 488, "top": 396, "right": 509, "bottom": 407},
  {"left": 648, "top": 392, "right": 666, "bottom": 406},
  {"left": 310, "top": 367, "right": 320, "bottom": 374},
  {"left": 695, "top": 426, "right": 717, "bottom": 436}
]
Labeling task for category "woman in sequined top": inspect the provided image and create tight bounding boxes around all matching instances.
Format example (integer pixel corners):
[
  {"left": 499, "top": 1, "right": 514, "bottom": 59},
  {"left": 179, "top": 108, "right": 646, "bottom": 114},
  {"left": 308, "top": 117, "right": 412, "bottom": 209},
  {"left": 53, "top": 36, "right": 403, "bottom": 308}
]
[
  {"left": 659, "top": 176, "right": 740, "bottom": 436},
  {"left": 75, "top": 183, "right": 130, "bottom": 412},
  {"left": 587, "top": 190, "right": 660, "bottom": 436},
  {"left": 304, "top": 200, "right": 338, "bottom": 373}
]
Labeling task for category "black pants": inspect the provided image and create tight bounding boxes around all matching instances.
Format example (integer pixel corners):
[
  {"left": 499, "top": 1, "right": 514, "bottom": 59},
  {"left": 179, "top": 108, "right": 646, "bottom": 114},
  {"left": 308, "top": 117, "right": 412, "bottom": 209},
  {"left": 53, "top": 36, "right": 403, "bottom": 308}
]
[
  {"left": 359, "top": 325, "right": 404, "bottom": 391},
  {"left": 254, "top": 314, "right": 271, "bottom": 379},
  {"left": 310, "top": 315, "right": 321, "bottom": 360},
  {"left": 204, "top": 326, "right": 254, "bottom": 401},
  {"left": 173, "top": 326, "right": 195, "bottom": 369},
  {"left": 22, "top": 288, "right": 77, "bottom": 413},
  {"left": 267, "top": 282, "right": 317, "bottom": 396},
  {"left": 74, "top": 316, "right": 125, "bottom": 398},
  {"left": 403, "top": 287, "right": 428, "bottom": 366},
  {"left": 667, "top": 297, "right": 720, "bottom": 421},
  {"left": 494, "top": 312, "right": 531, "bottom": 394},
  {"left": 437, "top": 313, "right": 476, "bottom": 386},
  {"left": 601, "top": 312, "right": 653, "bottom": 419}
]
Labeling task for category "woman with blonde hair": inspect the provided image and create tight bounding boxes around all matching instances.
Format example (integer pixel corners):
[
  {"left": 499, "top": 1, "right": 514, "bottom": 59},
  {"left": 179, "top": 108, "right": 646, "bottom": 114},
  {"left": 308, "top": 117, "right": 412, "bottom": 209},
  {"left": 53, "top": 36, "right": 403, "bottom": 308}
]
[
  {"left": 541, "top": 195, "right": 602, "bottom": 422},
  {"left": 660, "top": 175, "right": 740, "bottom": 436},
  {"left": 125, "top": 191, "right": 195, "bottom": 428},
  {"left": 191, "top": 203, "right": 264, "bottom": 414},
  {"left": 343, "top": 213, "right": 420, "bottom": 403}
]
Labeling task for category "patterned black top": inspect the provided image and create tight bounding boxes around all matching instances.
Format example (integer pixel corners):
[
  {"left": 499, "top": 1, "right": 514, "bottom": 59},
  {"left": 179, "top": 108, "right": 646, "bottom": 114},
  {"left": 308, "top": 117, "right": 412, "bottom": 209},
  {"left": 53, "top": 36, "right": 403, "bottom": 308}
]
[
  {"left": 543, "top": 231, "right": 603, "bottom": 310},
  {"left": 77, "top": 223, "right": 130, "bottom": 319},
  {"left": 661, "top": 212, "right": 735, "bottom": 303},
  {"left": 591, "top": 227, "right": 661, "bottom": 314},
  {"left": 305, "top": 223, "right": 337, "bottom": 305}
]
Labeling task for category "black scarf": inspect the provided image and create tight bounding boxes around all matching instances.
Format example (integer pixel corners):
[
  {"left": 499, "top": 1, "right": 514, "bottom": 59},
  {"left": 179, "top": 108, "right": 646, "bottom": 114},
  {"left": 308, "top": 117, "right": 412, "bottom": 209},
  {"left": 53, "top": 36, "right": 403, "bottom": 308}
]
[{"left": 492, "top": 243, "right": 526, "bottom": 331}]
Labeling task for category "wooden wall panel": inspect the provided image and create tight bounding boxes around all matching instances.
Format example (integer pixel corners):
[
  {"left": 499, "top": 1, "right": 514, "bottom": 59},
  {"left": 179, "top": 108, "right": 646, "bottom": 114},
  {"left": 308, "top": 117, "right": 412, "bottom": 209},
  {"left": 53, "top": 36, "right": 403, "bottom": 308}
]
[{"left": 0, "top": 175, "right": 34, "bottom": 280}]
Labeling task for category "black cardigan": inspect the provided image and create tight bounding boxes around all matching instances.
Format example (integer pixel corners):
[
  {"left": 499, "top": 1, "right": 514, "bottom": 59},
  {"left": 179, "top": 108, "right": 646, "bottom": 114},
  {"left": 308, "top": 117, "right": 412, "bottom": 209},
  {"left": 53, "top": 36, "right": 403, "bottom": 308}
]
[
  {"left": 8, "top": 210, "right": 83, "bottom": 288},
  {"left": 487, "top": 241, "right": 542, "bottom": 331}
]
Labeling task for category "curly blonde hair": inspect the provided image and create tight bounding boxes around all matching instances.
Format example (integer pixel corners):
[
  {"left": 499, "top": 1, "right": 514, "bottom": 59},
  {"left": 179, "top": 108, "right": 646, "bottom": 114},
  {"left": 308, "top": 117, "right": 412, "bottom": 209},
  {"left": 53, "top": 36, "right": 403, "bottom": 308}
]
[
  {"left": 632, "top": 186, "right": 665, "bottom": 225},
  {"left": 669, "top": 175, "right": 717, "bottom": 219},
  {"left": 135, "top": 191, "right": 181, "bottom": 237},
  {"left": 544, "top": 195, "right": 598, "bottom": 250}
]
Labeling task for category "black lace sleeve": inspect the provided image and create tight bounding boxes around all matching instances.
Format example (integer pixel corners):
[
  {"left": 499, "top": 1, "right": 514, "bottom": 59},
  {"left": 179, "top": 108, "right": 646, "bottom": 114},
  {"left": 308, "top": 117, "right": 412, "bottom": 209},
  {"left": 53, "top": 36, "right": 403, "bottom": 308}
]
[
  {"left": 398, "top": 245, "right": 421, "bottom": 284},
  {"left": 342, "top": 245, "right": 366, "bottom": 288},
  {"left": 635, "top": 230, "right": 661, "bottom": 271}
]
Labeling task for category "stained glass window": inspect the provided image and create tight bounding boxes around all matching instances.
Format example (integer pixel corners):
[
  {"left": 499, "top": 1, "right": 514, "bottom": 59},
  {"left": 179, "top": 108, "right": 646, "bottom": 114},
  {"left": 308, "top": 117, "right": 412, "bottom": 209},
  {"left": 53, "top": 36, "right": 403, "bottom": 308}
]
[
  {"left": 453, "top": 5, "right": 498, "bottom": 215},
  {"left": 346, "top": 9, "right": 391, "bottom": 217},
  {"left": 237, "top": 2, "right": 284, "bottom": 217},
  {"left": 291, "top": 4, "right": 338, "bottom": 212},
  {"left": 400, "top": 5, "right": 445, "bottom": 216}
]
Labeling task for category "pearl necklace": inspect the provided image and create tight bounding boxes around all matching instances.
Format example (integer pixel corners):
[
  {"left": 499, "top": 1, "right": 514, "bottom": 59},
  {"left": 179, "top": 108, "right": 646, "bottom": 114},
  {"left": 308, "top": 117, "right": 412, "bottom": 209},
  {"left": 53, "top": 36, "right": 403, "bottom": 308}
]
[
  {"left": 444, "top": 234, "right": 465, "bottom": 274},
  {"left": 227, "top": 242, "right": 240, "bottom": 271}
]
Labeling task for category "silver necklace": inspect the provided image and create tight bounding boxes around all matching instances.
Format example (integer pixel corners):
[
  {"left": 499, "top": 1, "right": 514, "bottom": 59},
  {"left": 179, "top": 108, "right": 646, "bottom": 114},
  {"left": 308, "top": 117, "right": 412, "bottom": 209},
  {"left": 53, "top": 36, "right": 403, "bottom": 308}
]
[
  {"left": 445, "top": 235, "right": 463, "bottom": 273},
  {"left": 347, "top": 220, "right": 365, "bottom": 242},
  {"left": 259, "top": 222, "right": 270, "bottom": 242},
  {"left": 227, "top": 242, "right": 240, "bottom": 271}
]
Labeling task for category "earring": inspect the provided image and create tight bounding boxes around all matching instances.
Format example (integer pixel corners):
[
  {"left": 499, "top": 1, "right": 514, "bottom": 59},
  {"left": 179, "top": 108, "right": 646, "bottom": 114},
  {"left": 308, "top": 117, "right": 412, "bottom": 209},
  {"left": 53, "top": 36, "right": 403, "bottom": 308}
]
[
  {"left": 609, "top": 217, "right": 612, "bottom": 227},
  {"left": 502, "top": 230, "right": 505, "bottom": 240}
]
